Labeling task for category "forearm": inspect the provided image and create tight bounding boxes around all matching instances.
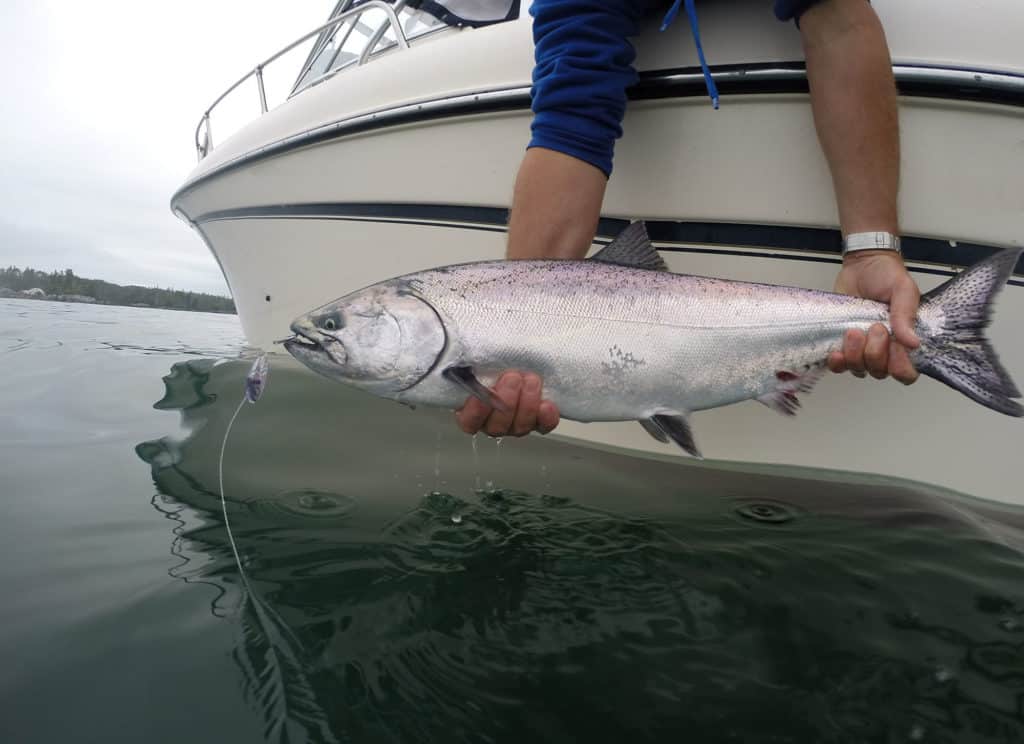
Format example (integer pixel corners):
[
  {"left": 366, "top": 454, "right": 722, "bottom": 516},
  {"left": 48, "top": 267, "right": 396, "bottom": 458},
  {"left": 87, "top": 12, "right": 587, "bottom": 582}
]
[
  {"left": 801, "top": 0, "right": 899, "bottom": 238},
  {"left": 506, "top": 148, "right": 607, "bottom": 260}
]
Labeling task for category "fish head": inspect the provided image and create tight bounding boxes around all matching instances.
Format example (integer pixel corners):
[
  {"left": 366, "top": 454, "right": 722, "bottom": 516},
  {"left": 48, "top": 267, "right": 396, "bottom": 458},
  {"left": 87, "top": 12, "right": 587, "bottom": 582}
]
[{"left": 284, "top": 281, "right": 445, "bottom": 396}]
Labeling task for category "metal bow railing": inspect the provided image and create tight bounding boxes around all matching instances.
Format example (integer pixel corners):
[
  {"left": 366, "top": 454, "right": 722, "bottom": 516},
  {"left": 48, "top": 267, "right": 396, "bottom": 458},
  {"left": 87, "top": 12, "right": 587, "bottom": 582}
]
[{"left": 194, "top": 0, "right": 409, "bottom": 161}]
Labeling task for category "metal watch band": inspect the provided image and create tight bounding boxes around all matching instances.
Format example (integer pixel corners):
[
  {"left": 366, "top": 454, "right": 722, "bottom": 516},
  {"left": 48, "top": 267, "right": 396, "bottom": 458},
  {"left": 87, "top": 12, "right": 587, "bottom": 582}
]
[{"left": 842, "top": 231, "right": 902, "bottom": 256}]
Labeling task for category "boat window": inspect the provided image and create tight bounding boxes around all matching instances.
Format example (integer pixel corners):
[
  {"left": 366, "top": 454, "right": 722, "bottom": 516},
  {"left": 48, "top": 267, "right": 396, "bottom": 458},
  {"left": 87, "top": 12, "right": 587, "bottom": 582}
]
[
  {"left": 291, "top": 9, "right": 378, "bottom": 91},
  {"left": 341, "top": 7, "right": 389, "bottom": 59},
  {"left": 292, "top": 0, "right": 519, "bottom": 94},
  {"left": 370, "top": 5, "right": 444, "bottom": 55}
]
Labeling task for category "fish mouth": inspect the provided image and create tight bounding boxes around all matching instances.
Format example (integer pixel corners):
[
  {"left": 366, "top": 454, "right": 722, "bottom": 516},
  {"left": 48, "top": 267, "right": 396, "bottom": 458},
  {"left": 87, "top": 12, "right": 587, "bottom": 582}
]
[
  {"left": 282, "top": 322, "right": 347, "bottom": 372},
  {"left": 282, "top": 333, "right": 321, "bottom": 353},
  {"left": 283, "top": 324, "right": 327, "bottom": 358}
]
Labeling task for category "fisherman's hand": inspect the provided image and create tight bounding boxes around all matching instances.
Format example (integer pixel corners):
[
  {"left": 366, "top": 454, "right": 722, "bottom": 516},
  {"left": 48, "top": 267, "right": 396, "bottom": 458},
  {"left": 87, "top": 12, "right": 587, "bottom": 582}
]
[
  {"left": 829, "top": 251, "right": 920, "bottom": 384},
  {"left": 455, "top": 371, "right": 560, "bottom": 437}
]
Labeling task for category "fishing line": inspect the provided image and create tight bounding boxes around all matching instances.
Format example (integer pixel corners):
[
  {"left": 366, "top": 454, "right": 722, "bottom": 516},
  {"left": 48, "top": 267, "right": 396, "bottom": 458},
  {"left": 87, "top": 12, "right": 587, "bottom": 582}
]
[
  {"left": 215, "top": 353, "right": 306, "bottom": 646},
  {"left": 215, "top": 351, "right": 307, "bottom": 662},
  {"left": 217, "top": 353, "right": 269, "bottom": 601},
  {"left": 218, "top": 399, "right": 249, "bottom": 591},
  {"left": 216, "top": 353, "right": 393, "bottom": 742}
]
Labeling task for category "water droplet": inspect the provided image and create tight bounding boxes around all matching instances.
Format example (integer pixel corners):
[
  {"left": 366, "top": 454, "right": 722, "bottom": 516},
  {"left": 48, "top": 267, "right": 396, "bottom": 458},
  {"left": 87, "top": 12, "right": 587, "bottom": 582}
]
[
  {"left": 948, "top": 239, "right": 958, "bottom": 247},
  {"left": 434, "top": 431, "right": 442, "bottom": 480},
  {"left": 259, "top": 489, "right": 356, "bottom": 520},
  {"left": 908, "top": 723, "right": 925, "bottom": 741},
  {"left": 933, "top": 666, "right": 954, "bottom": 683},
  {"left": 471, "top": 433, "right": 481, "bottom": 489},
  {"left": 734, "top": 500, "right": 799, "bottom": 524},
  {"left": 451, "top": 513, "right": 463, "bottom": 525},
  {"left": 297, "top": 491, "right": 338, "bottom": 511},
  {"left": 998, "top": 617, "right": 1021, "bottom": 632}
]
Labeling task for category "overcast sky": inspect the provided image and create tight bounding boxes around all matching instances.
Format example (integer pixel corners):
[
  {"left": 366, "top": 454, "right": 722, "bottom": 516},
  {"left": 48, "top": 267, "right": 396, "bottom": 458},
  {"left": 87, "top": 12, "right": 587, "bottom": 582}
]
[{"left": 0, "top": 1, "right": 334, "bottom": 295}]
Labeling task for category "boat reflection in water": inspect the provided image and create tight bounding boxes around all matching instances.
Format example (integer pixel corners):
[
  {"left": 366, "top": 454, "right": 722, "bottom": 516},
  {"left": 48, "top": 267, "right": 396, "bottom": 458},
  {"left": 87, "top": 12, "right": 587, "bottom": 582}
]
[{"left": 136, "top": 357, "right": 1024, "bottom": 743}]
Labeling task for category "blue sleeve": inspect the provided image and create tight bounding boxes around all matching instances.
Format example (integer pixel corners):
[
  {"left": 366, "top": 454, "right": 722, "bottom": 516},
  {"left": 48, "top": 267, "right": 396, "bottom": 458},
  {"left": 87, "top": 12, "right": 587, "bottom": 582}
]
[
  {"left": 528, "top": 0, "right": 835, "bottom": 176},
  {"left": 773, "top": 0, "right": 830, "bottom": 22},
  {"left": 528, "top": 0, "right": 661, "bottom": 177}
]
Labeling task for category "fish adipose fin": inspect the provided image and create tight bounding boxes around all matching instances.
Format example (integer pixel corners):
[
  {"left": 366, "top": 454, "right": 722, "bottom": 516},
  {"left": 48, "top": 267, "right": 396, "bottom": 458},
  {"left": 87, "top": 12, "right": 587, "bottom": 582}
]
[
  {"left": 757, "top": 364, "right": 826, "bottom": 416},
  {"left": 912, "top": 248, "right": 1023, "bottom": 416},
  {"left": 639, "top": 414, "right": 703, "bottom": 459},
  {"left": 443, "top": 366, "right": 511, "bottom": 413},
  {"left": 591, "top": 222, "right": 668, "bottom": 272}
]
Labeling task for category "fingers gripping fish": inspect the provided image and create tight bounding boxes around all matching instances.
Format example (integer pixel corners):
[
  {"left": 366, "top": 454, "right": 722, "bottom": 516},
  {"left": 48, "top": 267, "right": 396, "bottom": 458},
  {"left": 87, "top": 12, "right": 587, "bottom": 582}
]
[{"left": 284, "top": 223, "right": 1022, "bottom": 457}]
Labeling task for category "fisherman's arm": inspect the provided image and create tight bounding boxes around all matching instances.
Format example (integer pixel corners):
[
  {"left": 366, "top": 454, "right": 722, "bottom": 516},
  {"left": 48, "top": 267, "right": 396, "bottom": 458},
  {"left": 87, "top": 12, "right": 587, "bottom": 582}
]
[
  {"left": 458, "top": 0, "right": 658, "bottom": 436},
  {"left": 799, "top": 0, "right": 920, "bottom": 384}
]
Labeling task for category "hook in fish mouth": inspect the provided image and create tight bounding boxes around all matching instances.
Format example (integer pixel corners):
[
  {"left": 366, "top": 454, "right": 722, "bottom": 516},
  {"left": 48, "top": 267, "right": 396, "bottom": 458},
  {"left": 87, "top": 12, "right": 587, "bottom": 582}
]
[
  {"left": 281, "top": 323, "right": 347, "bottom": 368},
  {"left": 279, "top": 335, "right": 322, "bottom": 351},
  {"left": 282, "top": 321, "right": 325, "bottom": 351},
  {"left": 282, "top": 333, "right": 323, "bottom": 352}
]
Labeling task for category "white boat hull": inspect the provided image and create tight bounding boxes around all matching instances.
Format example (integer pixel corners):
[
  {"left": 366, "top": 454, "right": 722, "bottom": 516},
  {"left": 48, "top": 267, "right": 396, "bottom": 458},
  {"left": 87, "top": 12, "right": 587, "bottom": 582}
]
[{"left": 172, "top": 1, "right": 1024, "bottom": 505}]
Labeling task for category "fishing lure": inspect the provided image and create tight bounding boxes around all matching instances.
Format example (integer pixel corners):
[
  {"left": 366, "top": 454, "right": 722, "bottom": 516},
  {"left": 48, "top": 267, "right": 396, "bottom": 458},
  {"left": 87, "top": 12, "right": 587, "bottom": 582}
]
[{"left": 245, "top": 353, "right": 269, "bottom": 403}]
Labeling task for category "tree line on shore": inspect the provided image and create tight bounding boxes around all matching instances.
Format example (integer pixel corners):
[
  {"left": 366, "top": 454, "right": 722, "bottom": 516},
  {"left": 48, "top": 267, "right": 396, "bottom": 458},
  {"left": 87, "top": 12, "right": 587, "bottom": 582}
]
[{"left": 0, "top": 267, "right": 236, "bottom": 314}]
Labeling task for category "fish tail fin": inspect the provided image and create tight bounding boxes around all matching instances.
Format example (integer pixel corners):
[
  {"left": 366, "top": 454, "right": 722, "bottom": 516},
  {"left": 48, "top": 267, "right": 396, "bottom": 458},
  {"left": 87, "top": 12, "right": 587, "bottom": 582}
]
[{"left": 912, "top": 248, "right": 1023, "bottom": 416}]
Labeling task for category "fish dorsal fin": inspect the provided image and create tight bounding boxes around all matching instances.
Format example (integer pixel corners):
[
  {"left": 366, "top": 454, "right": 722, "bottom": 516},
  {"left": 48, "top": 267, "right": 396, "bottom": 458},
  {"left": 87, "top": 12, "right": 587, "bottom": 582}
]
[{"left": 590, "top": 222, "right": 667, "bottom": 271}]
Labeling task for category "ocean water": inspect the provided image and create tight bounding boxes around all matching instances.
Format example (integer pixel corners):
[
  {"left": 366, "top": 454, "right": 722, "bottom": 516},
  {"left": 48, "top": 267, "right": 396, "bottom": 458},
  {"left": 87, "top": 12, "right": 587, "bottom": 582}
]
[{"left": 1, "top": 297, "right": 1023, "bottom": 744}]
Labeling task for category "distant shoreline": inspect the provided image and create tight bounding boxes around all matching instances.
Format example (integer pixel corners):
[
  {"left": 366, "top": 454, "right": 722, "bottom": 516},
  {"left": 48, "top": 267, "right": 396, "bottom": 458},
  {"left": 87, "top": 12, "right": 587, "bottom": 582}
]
[
  {"left": 0, "top": 267, "right": 236, "bottom": 314},
  {"left": 0, "top": 293, "right": 237, "bottom": 315}
]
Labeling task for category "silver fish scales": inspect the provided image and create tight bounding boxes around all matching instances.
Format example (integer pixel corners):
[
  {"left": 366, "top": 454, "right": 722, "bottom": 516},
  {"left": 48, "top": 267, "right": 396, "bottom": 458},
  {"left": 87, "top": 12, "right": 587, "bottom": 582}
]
[{"left": 285, "top": 223, "right": 1021, "bottom": 457}]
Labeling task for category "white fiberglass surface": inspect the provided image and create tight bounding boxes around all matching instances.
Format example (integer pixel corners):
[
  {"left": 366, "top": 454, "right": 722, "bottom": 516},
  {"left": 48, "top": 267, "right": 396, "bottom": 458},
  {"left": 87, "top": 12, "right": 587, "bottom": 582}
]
[{"left": 199, "top": 217, "right": 1023, "bottom": 505}]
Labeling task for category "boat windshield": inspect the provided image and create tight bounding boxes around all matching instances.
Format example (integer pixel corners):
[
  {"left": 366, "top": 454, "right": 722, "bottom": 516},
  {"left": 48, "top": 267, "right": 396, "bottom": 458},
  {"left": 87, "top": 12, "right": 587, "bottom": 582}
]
[
  {"left": 193, "top": 0, "right": 519, "bottom": 160},
  {"left": 292, "top": 0, "right": 519, "bottom": 95}
]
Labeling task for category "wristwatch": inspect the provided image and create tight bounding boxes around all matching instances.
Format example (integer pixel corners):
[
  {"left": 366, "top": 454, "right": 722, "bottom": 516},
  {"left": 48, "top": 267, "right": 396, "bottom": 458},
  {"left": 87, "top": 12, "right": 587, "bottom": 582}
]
[{"left": 842, "top": 231, "right": 901, "bottom": 257}]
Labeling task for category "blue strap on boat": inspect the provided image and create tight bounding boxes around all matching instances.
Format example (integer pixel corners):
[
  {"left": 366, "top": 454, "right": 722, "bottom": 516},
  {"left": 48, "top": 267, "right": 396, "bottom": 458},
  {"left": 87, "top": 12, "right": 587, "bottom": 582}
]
[{"left": 661, "top": 0, "right": 720, "bottom": 109}]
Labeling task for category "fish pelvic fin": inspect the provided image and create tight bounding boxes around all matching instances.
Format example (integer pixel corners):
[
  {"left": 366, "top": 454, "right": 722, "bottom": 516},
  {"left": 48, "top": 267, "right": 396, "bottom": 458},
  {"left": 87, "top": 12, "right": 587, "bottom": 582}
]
[
  {"left": 639, "top": 414, "right": 702, "bottom": 459},
  {"left": 757, "top": 364, "right": 826, "bottom": 417},
  {"left": 912, "top": 248, "right": 1023, "bottom": 417},
  {"left": 443, "top": 366, "right": 511, "bottom": 413},
  {"left": 590, "top": 222, "right": 668, "bottom": 272},
  {"left": 638, "top": 418, "right": 669, "bottom": 443}
]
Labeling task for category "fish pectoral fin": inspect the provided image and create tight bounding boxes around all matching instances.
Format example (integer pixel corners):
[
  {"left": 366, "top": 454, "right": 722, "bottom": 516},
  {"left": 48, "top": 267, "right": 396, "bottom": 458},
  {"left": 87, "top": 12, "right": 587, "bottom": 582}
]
[
  {"left": 590, "top": 222, "right": 668, "bottom": 272},
  {"left": 757, "top": 364, "right": 826, "bottom": 416},
  {"left": 443, "top": 366, "right": 511, "bottom": 413},
  {"left": 639, "top": 414, "right": 702, "bottom": 459}
]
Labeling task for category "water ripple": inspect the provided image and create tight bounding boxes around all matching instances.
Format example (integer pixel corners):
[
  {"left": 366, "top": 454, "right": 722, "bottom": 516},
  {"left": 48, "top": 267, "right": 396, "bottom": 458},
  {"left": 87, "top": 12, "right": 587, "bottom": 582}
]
[{"left": 132, "top": 356, "right": 1024, "bottom": 743}]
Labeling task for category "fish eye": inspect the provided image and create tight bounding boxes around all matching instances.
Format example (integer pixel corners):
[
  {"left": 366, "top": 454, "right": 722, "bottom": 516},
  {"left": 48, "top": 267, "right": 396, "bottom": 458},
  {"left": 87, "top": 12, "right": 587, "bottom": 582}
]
[{"left": 323, "top": 318, "right": 337, "bottom": 331}]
